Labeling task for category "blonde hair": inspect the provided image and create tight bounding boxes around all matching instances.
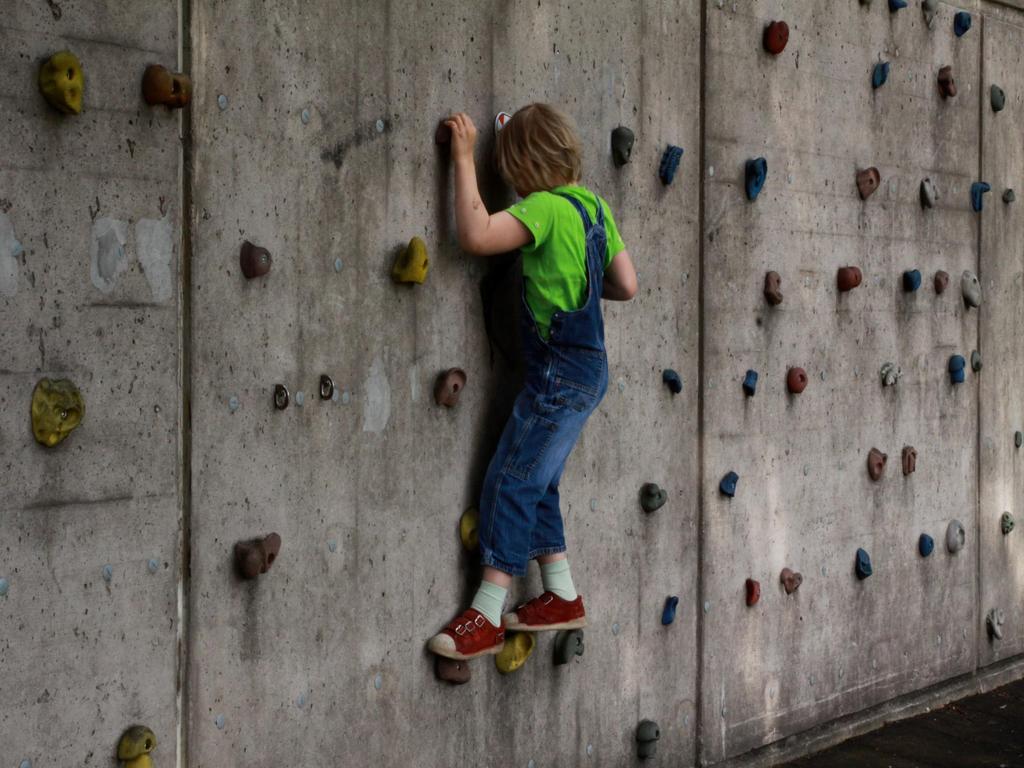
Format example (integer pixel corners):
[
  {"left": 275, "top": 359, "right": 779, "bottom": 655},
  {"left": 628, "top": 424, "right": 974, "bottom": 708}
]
[{"left": 495, "top": 103, "right": 582, "bottom": 195}]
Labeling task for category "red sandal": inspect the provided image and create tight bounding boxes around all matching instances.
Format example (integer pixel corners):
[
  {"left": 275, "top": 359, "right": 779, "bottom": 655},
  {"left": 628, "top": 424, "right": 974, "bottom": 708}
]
[
  {"left": 427, "top": 608, "right": 505, "bottom": 660},
  {"left": 502, "top": 592, "right": 587, "bottom": 632}
]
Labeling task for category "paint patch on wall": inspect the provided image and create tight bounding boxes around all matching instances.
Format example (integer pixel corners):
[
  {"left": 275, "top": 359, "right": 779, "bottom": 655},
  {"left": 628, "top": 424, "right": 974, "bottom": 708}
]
[
  {"left": 135, "top": 214, "right": 174, "bottom": 302},
  {"left": 0, "top": 212, "right": 24, "bottom": 297},
  {"left": 90, "top": 217, "right": 129, "bottom": 293},
  {"left": 362, "top": 356, "right": 391, "bottom": 432}
]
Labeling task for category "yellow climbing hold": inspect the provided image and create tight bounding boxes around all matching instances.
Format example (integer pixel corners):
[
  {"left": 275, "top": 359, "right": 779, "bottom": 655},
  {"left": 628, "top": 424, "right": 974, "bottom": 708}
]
[
  {"left": 391, "top": 236, "right": 429, "bottom": 284},
  {"left": 494, "top": 631, "right": 536, "bottom": 674},
  {"left": 117, "top": 725, "right": 156, "bottom": 768},
  {"left": 31, "top": 378, "right": 85, "bottom": 447},
  {"left": 459, "top": 507, "right": 479, "bottom": 551},
  {"left": 38, "top": 51, "right": 84, "bottom": 114}
]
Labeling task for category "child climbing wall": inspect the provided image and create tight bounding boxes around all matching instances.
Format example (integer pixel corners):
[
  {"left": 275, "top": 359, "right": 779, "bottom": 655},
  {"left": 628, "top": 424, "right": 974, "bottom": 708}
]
[{"left": 427, "top": 105, "right": 638, "bottom": 660}]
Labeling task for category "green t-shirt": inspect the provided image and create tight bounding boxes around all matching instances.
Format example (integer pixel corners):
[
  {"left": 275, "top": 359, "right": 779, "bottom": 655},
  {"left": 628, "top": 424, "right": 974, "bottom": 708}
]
[{"left": 506, "top": 185, "right": 626, "bottom": 338}]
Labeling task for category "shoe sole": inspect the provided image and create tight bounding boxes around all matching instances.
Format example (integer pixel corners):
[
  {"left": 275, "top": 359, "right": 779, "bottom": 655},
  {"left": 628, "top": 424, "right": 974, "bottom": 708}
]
[
  {"left": 428, "top": 640, "right": 505, "bottom": 661},
  {"left": 503, "top": 617, "right": 587, "bottom": 632}
]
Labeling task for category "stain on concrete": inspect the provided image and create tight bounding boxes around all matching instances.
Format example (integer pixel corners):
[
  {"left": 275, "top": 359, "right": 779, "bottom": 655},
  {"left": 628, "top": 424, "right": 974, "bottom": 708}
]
[
  {"left": 321, "top": 118, "right": 394, "bottom": 170},
  {"left": 362, "top": 356, "right": 391, "bottom": 433},
  {"left": 89, "top": 217, "right": 130, "bottom": 294},
  {"left": 0, "top": 211, "right": 23, "bottom": 297},
  {"left": 135, "top": 214, "right": 174, "bottom": 302}
]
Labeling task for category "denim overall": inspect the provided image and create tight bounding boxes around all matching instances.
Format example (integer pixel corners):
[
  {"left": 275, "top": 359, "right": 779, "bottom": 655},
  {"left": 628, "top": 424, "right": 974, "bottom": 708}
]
[{"left": 478, "top": 192, "right": 609, "bottom": 577}]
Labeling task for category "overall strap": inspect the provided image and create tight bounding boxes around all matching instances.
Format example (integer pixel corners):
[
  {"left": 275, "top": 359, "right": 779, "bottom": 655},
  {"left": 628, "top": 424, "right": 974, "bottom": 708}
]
[{"left": 554, "top": 191, "right": 594, "bottom": 231}]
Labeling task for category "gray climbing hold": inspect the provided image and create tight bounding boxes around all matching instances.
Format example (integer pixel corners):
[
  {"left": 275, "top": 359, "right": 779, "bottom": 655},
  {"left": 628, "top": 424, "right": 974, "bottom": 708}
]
[
  {"left": 20, "top": 761, "right": 31, "bottom": 768},
  {"left": 0, "top": 578, "right": 8, "bottom": 597},
  {"left": 333, "top": 257, "right": 343, "bottom": 272},
  {"left": 102, "top": 564, "right": 113, "bottom": 582},
  {"left": 374, "top": 673, "right": 383, "bottom": 690},
  {"left": 880, "top": 362, "right": 902, "bottom": 387},
  {"left": 295, "top": 390, "right": 305, "bottom": 407},
  {"left": 147, "top": 558, "right": 159, "bottom": 574},
  {"left": 920, "top": 178, "right": 939, "bottom": 209},
  {"left": 987, "top": 608, "right": 1005, "bottom": 641},
  {"left": 327, "top": 539, "right": 338, "bottom": 553},
  {"left": 611, "top": 126, "right": 635, "bottom": 167},
  {"left": 971, "top": 350, "right": 982, "bottom": 372},
  {"left": 992, "top": 85, "right": 1006, "bottom": 113},
  {"left": 301, "top": 108, "right": 310, "bottom": 125},
  {"left": 922, "top": 0, "right": 939, "bottom": 28},
  {"left": 214, "top": 714, "right": 225, "bottom": 730},
  {"left": 217, "top": 94, "right": 228, "bottom": 110},
  {"left": 228, "top": 396, "right": 240, "bottom": 413},
  {"left": 375, "top": 119, "right": 385, "bottom": 133},
  {"left": 636, "top": 720, "right": 660, "bottom": 759},
  {"left": 962, "top": 270, "right": 982, "bottom": 308},
  {"left": 1004, "top": 189, "right": 1015, "bottom": 204},
  {"left": 946, "top": 519, "right": 966, "bottom": 553}
]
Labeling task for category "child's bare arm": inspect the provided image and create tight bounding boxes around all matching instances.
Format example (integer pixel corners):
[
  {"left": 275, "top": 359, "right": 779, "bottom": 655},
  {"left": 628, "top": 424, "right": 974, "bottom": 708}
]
[
  {"left": 602, "top": 250, "right": 638, "bottom": 301},
  {"left": 447, "top": 112, "right": 532, "bottom": 256}
]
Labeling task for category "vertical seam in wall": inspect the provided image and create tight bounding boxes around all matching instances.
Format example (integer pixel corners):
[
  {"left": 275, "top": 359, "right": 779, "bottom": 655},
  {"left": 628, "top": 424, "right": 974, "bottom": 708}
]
[
  {"left": 176, "top": 0, "right": 194, "bottom": 765},
  {"left": 694, "top": 0, "right": 709, "bottom": 764},
  {"left": 974, "top": 9, "right": 985, "bottom": 675}
]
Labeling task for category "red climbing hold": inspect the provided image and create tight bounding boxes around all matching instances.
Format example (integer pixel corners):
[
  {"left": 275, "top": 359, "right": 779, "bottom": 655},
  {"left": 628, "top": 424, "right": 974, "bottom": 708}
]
[
  {"left": 938, "top": 66, "right": 957, "bottom": 99},
  {"left": 934, "top": 270, "right": 950, "bottom": 294},
  {"left": 434, "top": 368, "right": 467, "bottom": 408},
  {"left": 786, "top": 367, "right": 808, "bottom": 394},
  {"left": 780, "top": 568, "right": 803, "bottom": 595},
  {"left": 867, "top": 448, "right": 887, "bottom": 481},
  {"left": 764, "top": 271, "right": 784, "bottom": 306},
  {"left": 837, "top": 266, "right": 863, "bottom": 292},
  {"left": 902, "top": 445, "right": 917, "bottom": 476},
  {"left": 239, "top": 240, "right": 272, "bottom": 279},
  {"left": 857, "top": 167, "right": 881, "bottom": 200},
  {"left": 763, "top": 21, "right": 789, "bottom": 55},
  {"left": 745, "top": 578, "right": 761, "bottom": 606},
  {"left": 435, "top": 656, "right": 471, "bottom": 684}
]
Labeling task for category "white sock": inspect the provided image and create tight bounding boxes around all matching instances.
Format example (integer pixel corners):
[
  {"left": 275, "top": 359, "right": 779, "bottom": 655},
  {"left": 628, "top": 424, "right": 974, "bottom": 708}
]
[{"left": 470, "top": 580, "right": 507, "bottom": 627}]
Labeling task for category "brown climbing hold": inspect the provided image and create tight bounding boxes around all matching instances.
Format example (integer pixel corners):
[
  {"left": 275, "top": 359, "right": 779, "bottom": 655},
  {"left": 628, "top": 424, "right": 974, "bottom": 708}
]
[
  {"left": 234, "top": 533, "right": 282, "bottom": 580},
  {"left": 857, "top": 167, "right": 881, "bottom": 200},
  {"left": 934, "top": 270, "right": 950, "bottom": 294},
  {"left": 239, "top": 240, "right": 272, "bottom": 279},
  {"left": 142, "top": 64, "right": 192, "bottom": 108},
  {"left": 763, "top": 21, "right": 789, "bottom": 55},
  {"left": 780, "top": 568, "right": 803, "bottom": 595},
  {"left": 902, "top": 446, "right": 917, "bottom": 476},
  {"left": 435, "top": 656, "right": 471, "bottom": 684},
  {"left": 764, "top": 271, "right": 784, "bottom": 305},
  {"left": 745, "top": 578, "right": 761, "bottom": 606},
  {"left": 434, "top": 368, "right": 467, "bottom": 408},
  {"left": 867, "top": 447, "right": 887, "bottom": 481},
  {"left": 837, "top": 266, "right": 863, "bottom": 292},
  {"left": 786, "top": 367, "right": 808, "bottom": 394},
  {"left": 938, "top": 66, "right": 957, "bottom": 99}
]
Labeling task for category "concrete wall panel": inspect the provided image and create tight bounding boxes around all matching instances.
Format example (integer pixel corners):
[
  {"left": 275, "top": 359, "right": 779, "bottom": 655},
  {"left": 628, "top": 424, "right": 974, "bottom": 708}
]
[
  {"left": 187, "top": 1, "right": 700, "bottom": 766},
  {"left": 0, "top": 1, "right": 183, "bottom": 765},
  {"left": 700, "top": 1, "right": 981, "bottom": 762}
]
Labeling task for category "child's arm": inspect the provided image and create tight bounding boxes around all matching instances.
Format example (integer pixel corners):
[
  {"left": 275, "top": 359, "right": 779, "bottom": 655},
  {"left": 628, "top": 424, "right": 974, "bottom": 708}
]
[
  {"left": 446, "top": 112, "right": 532, "bottom": 256},
  {"left": 602, "top": 250, "right": 638, "bottom": 300}
]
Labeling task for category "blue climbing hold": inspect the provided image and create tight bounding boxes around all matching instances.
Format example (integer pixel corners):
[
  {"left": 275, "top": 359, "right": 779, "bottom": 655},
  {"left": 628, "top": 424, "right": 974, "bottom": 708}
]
[
  {"left": 720, "top": 471, "right": 739, "bottom": 498},
  {"left": 0, "top": 578, "right": 8, "bottom": 597},
  {"left": 659, "top": 145, "right": 684, "bottom": 185},
  {"left": 954, "top": 11, "right": 971, "bottom": 37},
  {"left": 855, "top": 548, "right": 873, "bottom": 580},
  {"left": 742, "top": 369, "right": 759, "bottom": 397},
  {"left": 971, "top": 182, "right": 991, "bottom": 212},
  {"left": 872, "top": 61, "right": 890, "bottom": 90},
  {"left": 663, "top": 369, "right": 683, "bottom": 395},
  {"left": 902, "top": 269, "right": 922, "bottom": 292},
  {"left": 949, "top": 355, "right": 966, "bottom": 384},
  {"left": 919, "top": 533, "right": 934, "bottom": 557},
  {"left": 662, "top": 596, "right": 679, "bottom": 626},
  {"left": 888, "top": 0, "right": 907, "bottom": 11},
  {"left": 745, "top": 157, "right": 768, "bottom": 201}
]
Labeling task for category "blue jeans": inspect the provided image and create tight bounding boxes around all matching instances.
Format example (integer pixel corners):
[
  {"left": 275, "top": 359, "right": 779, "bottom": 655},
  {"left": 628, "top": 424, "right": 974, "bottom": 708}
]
[{"left": 478, "top": 190, "right": 609, "bottom": 577}]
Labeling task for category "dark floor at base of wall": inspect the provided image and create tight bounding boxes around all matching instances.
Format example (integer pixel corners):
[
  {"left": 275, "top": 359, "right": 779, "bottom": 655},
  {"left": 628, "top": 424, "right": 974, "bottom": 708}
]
[{"left": 778, "top": 677, "right": 1024, "bottom": 768}]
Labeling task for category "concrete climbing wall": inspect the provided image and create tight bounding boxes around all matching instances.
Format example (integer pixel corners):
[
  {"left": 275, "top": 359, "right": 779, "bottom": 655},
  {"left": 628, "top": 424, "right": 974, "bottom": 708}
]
[
  {"left": 700, "top": 0, "right": 982, "bottom": 762},
  {"left": 186, "top": 1, "right": 700, "bottom": 766},
  {"left": 978, "top": 10, "right": 1024, "bottom": 667},
  {"left": 0, "top": 2, "right": 183, "bottom": 766}
]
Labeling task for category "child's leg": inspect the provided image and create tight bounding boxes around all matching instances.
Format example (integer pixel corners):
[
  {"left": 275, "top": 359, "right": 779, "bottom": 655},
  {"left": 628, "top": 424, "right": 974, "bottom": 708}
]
[
  {"left": 530, "top": 472, "right": 578, "bottom": 601},
  {"left": 468, "top": 567, "right": 512, "bottom": 626}
]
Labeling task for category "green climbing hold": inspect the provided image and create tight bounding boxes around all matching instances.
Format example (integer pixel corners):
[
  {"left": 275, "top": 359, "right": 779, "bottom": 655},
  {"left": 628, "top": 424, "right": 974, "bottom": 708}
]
[
  {"left": 640, "top": 483, "right": 667, "bottom": 513},
  {"left": 992, "top": 85, "right": 1006, "bottom": 113},
  {"left": 1001, "top": 512, "right": 1015, "bottom": 535}
]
